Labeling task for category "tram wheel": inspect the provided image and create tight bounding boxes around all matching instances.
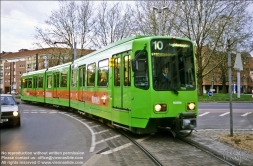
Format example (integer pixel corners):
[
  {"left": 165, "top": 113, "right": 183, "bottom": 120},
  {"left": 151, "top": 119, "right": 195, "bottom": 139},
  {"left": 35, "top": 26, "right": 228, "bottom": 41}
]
[{"left": 176, "top": 129, "right": 193, "bottom": 137}]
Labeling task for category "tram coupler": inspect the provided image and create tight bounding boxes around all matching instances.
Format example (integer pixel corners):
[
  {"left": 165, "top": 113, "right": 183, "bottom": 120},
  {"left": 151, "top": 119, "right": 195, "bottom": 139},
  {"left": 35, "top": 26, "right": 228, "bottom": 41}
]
[{"left": 176, "top": 112, "right": 196, "bottom": 130}]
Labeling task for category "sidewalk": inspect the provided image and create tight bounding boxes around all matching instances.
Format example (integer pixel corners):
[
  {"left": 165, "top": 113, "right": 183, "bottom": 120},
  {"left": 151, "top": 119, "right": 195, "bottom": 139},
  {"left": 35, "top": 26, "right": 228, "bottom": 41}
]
[{"left": 186, "top": 129, "right": 253, "bottom": 166}]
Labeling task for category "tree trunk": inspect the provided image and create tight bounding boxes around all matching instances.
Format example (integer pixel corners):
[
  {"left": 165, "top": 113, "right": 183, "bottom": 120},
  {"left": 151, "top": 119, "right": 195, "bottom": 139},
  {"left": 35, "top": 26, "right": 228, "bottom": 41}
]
[{"left": 197, "top": 77, "right": 203, "bottom": 96}]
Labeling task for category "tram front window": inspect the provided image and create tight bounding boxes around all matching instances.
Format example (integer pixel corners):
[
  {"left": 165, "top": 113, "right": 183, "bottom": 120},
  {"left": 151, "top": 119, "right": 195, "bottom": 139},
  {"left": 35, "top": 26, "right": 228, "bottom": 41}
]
[
  {"left": 151, "top": 39, "right": 196, "bottom": 91},
  {"left": 133, "top": 50, "right": 149, "bottom": 90}
]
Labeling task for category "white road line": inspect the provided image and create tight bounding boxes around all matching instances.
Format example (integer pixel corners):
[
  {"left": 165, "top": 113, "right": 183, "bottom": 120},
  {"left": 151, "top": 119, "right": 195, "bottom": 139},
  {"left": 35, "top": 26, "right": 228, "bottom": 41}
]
[
  {"left": 23, "top": 112, "right": 29, "bottom": 113},
  {"left": 101, "top": 136, "right": 151, "bottom": 154},
  {"left": 49, "top": 112, "right": 57, "bottom": 114},
  {"left": 91, "top": 125, "right": 100, "bottom": 128},
  {"left": 95, "top": 135, "right": 121, "bottom": 145},
  {"left": 101, "top": 143, "right": 132, "bottom": 154},
  {"left": 198, "top": 112, "right": 210, "bottom": 117},
  {"left": 241, "top": 112, "right": 252, "bottom": 116},
  {"left": 59, "top": 112, "right": 96, "bottom": 152},
  {"left": 219, "top": 112, "right": 230, "bottom": 116},
  {"left": 40, "top": 112, "right": 47, "bottom": 113},
  {"left": 31, "top": 112, "right": 38, "bottom": 113},
  {"left": 95, "top": 130, "right": 109, "bottom": 134}
]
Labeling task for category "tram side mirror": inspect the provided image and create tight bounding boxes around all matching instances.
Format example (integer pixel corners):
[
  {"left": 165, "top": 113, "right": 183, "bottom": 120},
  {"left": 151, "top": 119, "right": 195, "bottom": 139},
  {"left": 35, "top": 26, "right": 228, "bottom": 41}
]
[
  {"left": 132, "top": 59, "right": 138, "bottom": 72},
  {"left": 131, "top": 59, "right": 147, "bottom": 72}
]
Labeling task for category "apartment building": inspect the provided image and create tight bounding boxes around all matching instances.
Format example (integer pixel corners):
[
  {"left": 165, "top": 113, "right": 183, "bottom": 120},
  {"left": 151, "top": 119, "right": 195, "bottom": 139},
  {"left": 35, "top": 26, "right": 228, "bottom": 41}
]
[{"left": 0, "top": 48, "right": 94, "bottom": 94}]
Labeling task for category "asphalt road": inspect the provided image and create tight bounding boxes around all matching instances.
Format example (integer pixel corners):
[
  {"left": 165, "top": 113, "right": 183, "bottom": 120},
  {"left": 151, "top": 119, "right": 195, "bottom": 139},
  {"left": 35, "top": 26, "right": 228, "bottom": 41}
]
[
  {"left": 0, "top": 104, "right": 99, "bottom": 166},
  {"left": 197, "top": 102, "right": 253, "bottom": 129}
]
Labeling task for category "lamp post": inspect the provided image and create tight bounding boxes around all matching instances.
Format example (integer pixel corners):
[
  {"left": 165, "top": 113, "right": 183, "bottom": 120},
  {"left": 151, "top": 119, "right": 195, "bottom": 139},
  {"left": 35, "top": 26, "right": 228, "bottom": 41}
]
[
  {"left": 53, "top": 41, "right": 77, "bottom": 61},
  {"left": 153, "top": 6, "right": 168, "bottom": 36}
]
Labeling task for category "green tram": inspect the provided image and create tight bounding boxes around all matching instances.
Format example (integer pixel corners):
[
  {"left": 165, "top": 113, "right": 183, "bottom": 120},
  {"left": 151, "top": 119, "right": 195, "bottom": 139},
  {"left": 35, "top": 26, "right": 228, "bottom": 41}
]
[{"left": 21, "top": 35, "right": 197, "bottom": 137}]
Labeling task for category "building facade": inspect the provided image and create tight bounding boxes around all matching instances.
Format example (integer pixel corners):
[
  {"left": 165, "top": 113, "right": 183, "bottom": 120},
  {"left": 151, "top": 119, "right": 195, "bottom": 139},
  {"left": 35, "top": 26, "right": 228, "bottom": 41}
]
[
  {"left": 0, "top": 48, "right": 94, "bottom": 94},
  {"left": 202, "top": 54, "right": 253, "bottom": 94}
]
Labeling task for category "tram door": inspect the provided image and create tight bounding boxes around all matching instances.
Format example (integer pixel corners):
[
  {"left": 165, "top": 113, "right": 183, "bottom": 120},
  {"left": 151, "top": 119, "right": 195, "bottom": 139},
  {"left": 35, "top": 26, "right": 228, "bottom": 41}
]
[
  {"left": 112, "top": 52, "right": 132, "bottom": 110},
  {"left": 78, "top": 65, "right": 86, "bottom": 103},
  {"left": 54, "top": 72, "right": 59, "bottom": 99}
]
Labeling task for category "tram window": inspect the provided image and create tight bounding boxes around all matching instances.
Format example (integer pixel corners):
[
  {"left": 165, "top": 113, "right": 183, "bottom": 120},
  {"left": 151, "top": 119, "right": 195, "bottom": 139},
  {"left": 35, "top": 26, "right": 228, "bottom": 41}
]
[
  {"left": 28, "top": 78, "right": 32, "bottom": 88},
  {"left": 133, "top": 50, "right": 149, "bottom": 89},
  {"left": 24, "top": 79, "right": 28, "bottom": 88},
  {"left": 72, "top": 69, "right": 77, "bottom": 87},
  {"left": 79, "top": 65, "right": 86, "bottom": 87},
  {"left": 34, "top": 77, "right": 37, "bottom": 88},
  {"left": 47, "top": 75, "right": 52, "bottom": 88},
  {"left": 61, "top": 72, "right": 67, "bottom": 87},
  {"left": 114, "top": 57, "right": 120, "bottom": 86},
  {"left": 87, "top": 63, "right": 96, "bottom": 86},
  {"left": 98, "top": 59, "right": 109, "bottom": 87},
  {"left": 54, "top": 73, "right": 60, "bottom": 88},
  {"left": 124, "top": 55, "right": 131, "bottom": 86},
  {"left": 38, "top": 76, "right": 43, "bottom": 88}
]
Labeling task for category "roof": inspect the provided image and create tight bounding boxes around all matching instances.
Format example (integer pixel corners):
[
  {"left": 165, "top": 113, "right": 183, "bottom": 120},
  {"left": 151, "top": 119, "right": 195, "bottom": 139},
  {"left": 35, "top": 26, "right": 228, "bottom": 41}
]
[{"left": 1, "top": 47, "right": 95, "bottom": 60}]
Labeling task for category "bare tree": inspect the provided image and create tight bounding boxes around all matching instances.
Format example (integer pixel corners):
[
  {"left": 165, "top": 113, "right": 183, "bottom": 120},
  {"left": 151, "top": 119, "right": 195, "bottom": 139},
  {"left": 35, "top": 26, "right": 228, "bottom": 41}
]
[
  {"left": 131, "top": 0, "right": 176, "bottom": 36},
  {"left": 172, "top": 0, "right": 253, "bottom": 96},
  {"left": 91, "top": 1, "right": 134, "bottom": 48},
  {"left": 34, "top": 0, "right": 95, "bottom": 64}
]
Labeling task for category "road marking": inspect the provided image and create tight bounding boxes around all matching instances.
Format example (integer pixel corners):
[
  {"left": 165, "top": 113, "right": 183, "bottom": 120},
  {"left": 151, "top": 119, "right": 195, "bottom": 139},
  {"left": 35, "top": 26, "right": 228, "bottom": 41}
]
[
  {"left": 91, "top": 125, "right": 100, "bottom": 128},
  {"left": 31, "top": 112, "right": 38, "bottom": 113},
  {"left": 198, "top": 112, "right": 210, "bottom": 117},
  {"left": 241, "top": 112, "right": 252, "bottom": 116},
  {"left": 59, "top": 112, "right": 96, "bottom": 153},
  {"left": 40, "top": 112, "right": 47, "bottom": 113},
  {"left": 23, "top": 112, "right": 29, "bottom": 113},
  {"left": 49, "top": 112, "right": 57, "bottom": 114},
  {"left": 219, "top": 112, "right": 230, "bottom": 116},
  {"left": 95, "top": 135, "right": 121, "bottom": 145},
  {"left": 95, "top": 130, "right": 109, "bottom": 134},
  {"left": 101, "top": 136, "right": 150, "bottom": 154},
  {"left": 101, "top": 143, "right": 132, "bottom": 154}
]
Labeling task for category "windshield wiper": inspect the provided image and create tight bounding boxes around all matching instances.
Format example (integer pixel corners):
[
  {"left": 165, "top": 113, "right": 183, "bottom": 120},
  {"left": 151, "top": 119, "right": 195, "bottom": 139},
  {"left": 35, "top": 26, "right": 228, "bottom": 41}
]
[{"left": 170, "top": 87, "right": 179, "bottom": 95}]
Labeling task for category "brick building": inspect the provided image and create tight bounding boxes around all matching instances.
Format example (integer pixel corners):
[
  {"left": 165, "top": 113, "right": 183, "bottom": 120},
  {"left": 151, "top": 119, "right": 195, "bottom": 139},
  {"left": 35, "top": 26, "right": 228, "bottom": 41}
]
[
  {"left": 0, "top": 48, "right": 95, "bottom": 94},
  {"left": 202, "top": 53, "right": 253, "bottom": 94}
]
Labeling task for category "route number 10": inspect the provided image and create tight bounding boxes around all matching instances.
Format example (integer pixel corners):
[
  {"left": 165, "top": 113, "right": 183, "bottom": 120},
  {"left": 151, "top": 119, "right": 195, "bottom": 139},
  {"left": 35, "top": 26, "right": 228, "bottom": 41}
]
[{"left": 153, "top": 41, "right": 163, "bottom": 50}]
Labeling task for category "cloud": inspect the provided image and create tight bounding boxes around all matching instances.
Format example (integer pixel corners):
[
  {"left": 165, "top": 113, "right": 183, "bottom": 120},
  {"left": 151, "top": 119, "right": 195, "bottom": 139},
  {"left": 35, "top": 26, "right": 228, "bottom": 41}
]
[{"left": 1, "top": 1, "right": 60, "bottom": 52}]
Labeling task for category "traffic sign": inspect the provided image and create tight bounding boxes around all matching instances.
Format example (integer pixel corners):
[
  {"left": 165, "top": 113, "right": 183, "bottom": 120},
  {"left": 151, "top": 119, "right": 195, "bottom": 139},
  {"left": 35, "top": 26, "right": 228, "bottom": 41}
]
[{"left": 208, "top": 91, "right": 213, "bottom": 97}]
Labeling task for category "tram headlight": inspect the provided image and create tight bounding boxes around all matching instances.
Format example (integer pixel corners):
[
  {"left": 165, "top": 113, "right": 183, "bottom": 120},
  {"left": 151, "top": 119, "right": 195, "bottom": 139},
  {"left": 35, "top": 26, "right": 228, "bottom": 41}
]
[
  {"left": 155, "top": 104, "right": 162, "bottom": 112},
  {"left": 154, "top": 104, "right": 167, "bottom": 112},
  {"left": 187, "top": 102, "right": 196, "bottom": 110}
]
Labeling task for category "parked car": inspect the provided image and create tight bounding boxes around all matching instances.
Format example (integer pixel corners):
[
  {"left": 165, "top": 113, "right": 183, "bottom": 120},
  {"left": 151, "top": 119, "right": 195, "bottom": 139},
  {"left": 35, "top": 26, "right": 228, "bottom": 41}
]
[{"left": 0, "top": 94, "right": 21, "bottom": 127}]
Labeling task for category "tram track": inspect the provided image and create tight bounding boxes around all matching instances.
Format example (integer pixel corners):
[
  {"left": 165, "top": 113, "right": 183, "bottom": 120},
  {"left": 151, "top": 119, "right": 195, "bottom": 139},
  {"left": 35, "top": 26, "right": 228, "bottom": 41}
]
[
  {"left": 119, "top": 130, "right": 238, "bottom": 166},
  {"left": 119, "top": 130, "right": 163, "bottom": 166},
  {"left": 178, "top": 137, "right": 236, "bottom": 166}
]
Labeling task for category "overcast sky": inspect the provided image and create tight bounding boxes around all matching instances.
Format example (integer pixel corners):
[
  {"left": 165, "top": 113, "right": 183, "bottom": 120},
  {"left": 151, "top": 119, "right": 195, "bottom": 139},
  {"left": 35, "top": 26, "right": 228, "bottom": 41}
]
[
  {"left": 1, "top": 1, "right": 60, "bottom": 53},
  {"left": 1, "top": 1, "right": 253, "bottom": 54}
]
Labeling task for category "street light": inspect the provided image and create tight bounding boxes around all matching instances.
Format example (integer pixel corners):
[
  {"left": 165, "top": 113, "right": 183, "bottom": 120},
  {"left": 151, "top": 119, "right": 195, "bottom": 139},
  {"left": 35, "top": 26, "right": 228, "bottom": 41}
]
[
  {"left": 153, "top": 6, "right": 168, "bottom": 36},
  {"left": 53, "top": 41, "right": 77, "bottom": 61}
]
